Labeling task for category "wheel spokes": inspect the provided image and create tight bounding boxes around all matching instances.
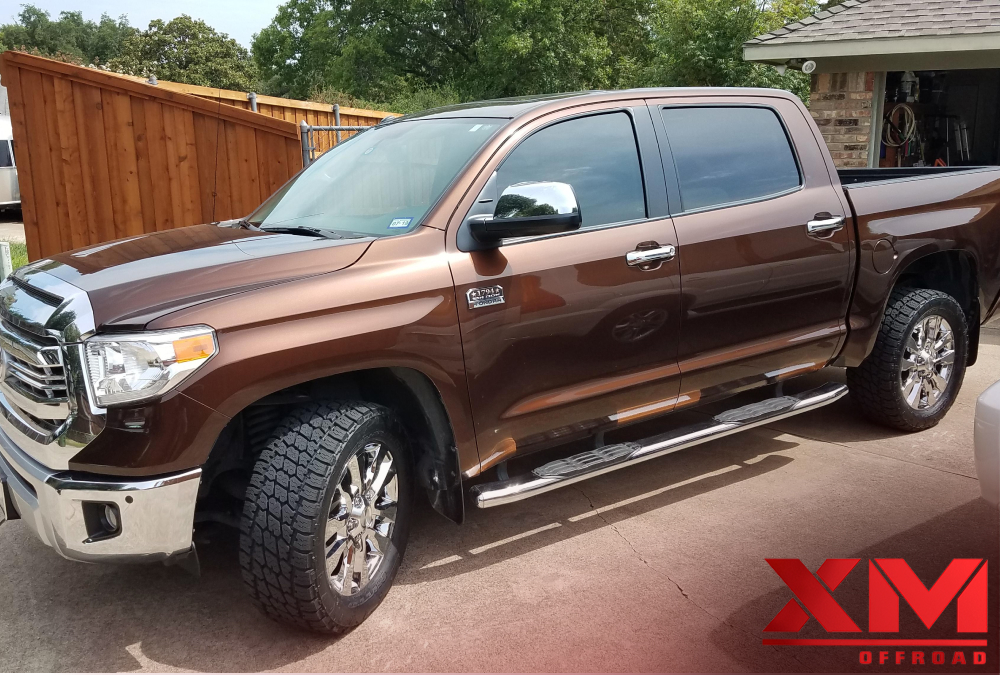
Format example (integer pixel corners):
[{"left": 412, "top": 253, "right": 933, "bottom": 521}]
[
  {"left": 368, "top": 453, "right": 395, "bottom": 496},
  {"left": 353, "top": 538, "right": 370, "bottom": 588},
  {"left": 326, "top": 440, "right": 399, "bottom": 596},
  {"left": 903, "top": 372, "right": 922, "bottom": 406},
  {"left": 343, "top": 454, "right": 363, "bottom": 496},
  {"left": 923, "top": 379, "right": 939, "bottom": 406}
]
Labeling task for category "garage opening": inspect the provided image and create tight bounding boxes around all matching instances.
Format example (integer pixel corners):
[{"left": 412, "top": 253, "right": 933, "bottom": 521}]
[{"left": 880, "top": 69, "right": 1000, "bottom": 167}]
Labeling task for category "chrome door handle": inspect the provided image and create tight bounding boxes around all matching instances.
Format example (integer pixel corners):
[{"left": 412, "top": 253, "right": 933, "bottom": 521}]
[
  {"left": 806, "top": 215, "right": 846, "bottom": 235},
  {"left": 626, "top": 245, "right": 676, "bottom": 266}
]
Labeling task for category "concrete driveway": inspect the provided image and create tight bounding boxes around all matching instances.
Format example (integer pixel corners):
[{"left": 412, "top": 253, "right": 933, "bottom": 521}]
[{"left": 1, "top": 326, "right": 997, "bottom": 672}]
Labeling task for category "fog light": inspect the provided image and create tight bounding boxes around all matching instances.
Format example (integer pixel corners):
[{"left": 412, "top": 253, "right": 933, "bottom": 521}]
[
  {"left": 103, "top": 504, "right": 120, "bottom": 533},
  {"left": 82, "top": 501, "right": 122, "bottom": 541}
]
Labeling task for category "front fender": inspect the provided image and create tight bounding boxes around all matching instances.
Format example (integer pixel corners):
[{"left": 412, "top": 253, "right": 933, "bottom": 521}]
[{"left": 148, "top": 227, "right": 481, "bottom": 476}]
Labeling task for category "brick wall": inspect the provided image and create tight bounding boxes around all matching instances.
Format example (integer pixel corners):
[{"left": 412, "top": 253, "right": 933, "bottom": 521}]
[{"left": 809, "top": 72, "right": 875, "bottom": 168}]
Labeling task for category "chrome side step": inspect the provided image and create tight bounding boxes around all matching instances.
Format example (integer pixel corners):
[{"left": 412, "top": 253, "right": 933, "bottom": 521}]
[{"left": 471, "top": 382, "right": 848, "bottom": 508}]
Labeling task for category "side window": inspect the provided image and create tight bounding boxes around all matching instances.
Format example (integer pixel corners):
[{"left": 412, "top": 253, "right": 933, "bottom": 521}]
[
  {"left": 660, "top": 107, "right": 801, "bottom": 212},
  {"left": 496, "top": 112, "right": 646, "bottom": 229},
  {"left": 0, "top": 141, "right": 11, "bottom": 169}
]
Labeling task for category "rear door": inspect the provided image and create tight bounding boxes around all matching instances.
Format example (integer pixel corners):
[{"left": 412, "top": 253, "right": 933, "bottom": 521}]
[
  {"left": 647, "top": 95, "right": 855, "bottom": 404},
  {"left": 448, "top": 105, "right": 683, "bottom": 471}
]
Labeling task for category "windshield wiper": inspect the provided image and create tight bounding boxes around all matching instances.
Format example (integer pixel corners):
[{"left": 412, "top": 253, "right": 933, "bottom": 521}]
[{"left": 259, "top": 225, "right": 345, "bottom": 240}]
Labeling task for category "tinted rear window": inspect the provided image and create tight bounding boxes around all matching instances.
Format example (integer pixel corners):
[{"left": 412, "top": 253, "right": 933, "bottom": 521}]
[
  {"left": 0, "top": 141, "right": 11, "bottom": 168},
  {"left": 660, "top": 107, "right": 801, "bottom": 212}
]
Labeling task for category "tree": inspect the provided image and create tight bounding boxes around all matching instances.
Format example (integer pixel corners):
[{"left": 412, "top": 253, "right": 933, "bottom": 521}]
[
  {"left": 642, "top": 0, "right": 817, "bottom": 100},
  {"left": 252, "top": 0, "right": 348, "bottom": 99},
  {"left": 0, "top": 4, "right": 135, "bottom": 65},
  {"left": 108, "top": 15, "right": 259, "bottom": 90},
  {"left": 253, "top": 0, "right": 658, "bottom": 105},
  {"left": 254, "top": 0, "right": 820, "bottom": 110}
]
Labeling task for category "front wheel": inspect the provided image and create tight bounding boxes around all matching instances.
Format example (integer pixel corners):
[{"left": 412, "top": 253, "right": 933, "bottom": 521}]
[
  {"left": 847, "top": 288, "right": 968, "bottom": 431},
  {"left": 240, "top": 401, "right": 412, "bottom": 634}
]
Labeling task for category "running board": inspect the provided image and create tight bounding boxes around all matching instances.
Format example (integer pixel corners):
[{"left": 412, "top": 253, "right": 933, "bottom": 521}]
[{"left": 471, "top": 382, "right": 848, "bottom": 508}]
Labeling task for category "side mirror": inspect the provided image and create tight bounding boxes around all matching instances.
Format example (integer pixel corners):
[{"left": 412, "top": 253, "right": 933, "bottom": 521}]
[{"left": 469, "top": 181, "right": 581, "bottom": 244}]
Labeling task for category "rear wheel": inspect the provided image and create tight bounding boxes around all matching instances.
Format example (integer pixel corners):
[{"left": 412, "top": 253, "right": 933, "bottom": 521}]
[
  {"left": 847, "top": 288, "right": 968, "bottom": 431},
  {"left": 240, "top": 401, "right": 412, "bottom": 634}
]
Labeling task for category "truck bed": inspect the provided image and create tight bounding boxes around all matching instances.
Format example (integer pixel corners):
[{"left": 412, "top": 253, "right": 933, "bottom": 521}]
[{"left": 838, "top": 166, "right": 994, "bottom": 186}]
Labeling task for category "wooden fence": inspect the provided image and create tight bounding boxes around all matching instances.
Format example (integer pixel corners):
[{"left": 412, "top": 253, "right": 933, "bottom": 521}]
[
  {"left": 108, "top": 73, "right": 389, "bottom": 154},
  {"left": 0, "top": 51, "right": 389, "bottom": 261}
]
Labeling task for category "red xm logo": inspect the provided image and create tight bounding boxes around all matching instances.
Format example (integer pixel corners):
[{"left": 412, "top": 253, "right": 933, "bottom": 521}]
[{"left": 763, "top": 558, "right": 988, "bottom": 646}]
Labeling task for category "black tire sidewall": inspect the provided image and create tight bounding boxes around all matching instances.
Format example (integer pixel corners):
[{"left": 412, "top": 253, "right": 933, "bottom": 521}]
[
  {"left": 312, "top": 410, "right": 413, "bottom": 627},
  {"left": 886, "top": 294, "right": 968, "bottom": 427}
]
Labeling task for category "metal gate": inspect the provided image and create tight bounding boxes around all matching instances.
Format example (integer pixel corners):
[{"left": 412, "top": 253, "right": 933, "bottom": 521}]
[{"left": 299, "top": 104, "right": 395, "bottom": 167}]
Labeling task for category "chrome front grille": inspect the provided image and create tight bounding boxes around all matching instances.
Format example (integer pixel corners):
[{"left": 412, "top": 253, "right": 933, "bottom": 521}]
[
  {"left": 0, "top": 266, "right": 103, "bottom": 470},
  {"left": 0, "top": 319, "right": 70, "bottom": 429}
]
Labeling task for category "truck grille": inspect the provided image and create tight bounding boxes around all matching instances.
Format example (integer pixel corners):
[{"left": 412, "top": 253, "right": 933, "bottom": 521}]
[
  {"left": 0, "top": 318, "right": 70, "bottom": 432},
  {"left": 2, "top": 324, "right": 67, "bottom": 402}
]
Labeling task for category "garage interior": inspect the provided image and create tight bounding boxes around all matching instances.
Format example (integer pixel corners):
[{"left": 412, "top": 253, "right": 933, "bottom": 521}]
[{"left": 880, "top": 68, "right": 1000, "bottom": 168}]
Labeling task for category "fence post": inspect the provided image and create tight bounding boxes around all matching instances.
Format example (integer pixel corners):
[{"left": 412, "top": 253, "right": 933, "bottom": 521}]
[
  {"left": 0, "top": 242, "right": 12, "bottom": 279},
  {"left": 247, "top": 92, "right": 258, "bottom": 112},
  {"left": 333, "top": 104, "right": 341, "bottom": 145},
  {"left": 299, "top": 120, "right": 311, "bottom": 168}
]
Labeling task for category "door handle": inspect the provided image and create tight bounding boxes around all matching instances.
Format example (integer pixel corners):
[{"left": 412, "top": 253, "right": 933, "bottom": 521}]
[
  {"left": 806, "top": 215, "right": 846, "bottom": 235},
  {"left": 626, "top": 245, "right": 676, "bottom": 267}
]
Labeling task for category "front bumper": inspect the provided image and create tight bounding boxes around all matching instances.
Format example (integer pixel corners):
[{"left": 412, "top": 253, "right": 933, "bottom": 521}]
[{"left": 0, "top": 425, "right": 200, "bottom": 563}]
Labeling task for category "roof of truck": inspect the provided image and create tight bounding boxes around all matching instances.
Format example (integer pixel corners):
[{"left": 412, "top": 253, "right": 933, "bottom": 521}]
[{"left": 399, "top": 87, "right": 799, "bottom": 121}]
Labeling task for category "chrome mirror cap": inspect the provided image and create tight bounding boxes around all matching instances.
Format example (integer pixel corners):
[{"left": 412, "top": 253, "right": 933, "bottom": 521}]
[
  {"left": 470, "top": 181, "right": 582, "bottom": 244},
  {"left": 494, "top": 181, "right": 580, "bottom": 220}
]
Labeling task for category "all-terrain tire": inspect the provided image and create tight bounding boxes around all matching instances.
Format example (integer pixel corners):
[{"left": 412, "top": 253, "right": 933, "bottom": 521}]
[
  {"left": 239, "top": 401, "right": 412, "bottom": 634},
  {"left": 846, "top": 288, "right": 968, "bottom": 432}
]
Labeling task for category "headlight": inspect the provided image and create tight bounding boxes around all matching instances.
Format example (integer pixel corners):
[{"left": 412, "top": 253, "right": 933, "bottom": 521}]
[{"left": 84, "top": 326, "right": 217, "bottom": 407}]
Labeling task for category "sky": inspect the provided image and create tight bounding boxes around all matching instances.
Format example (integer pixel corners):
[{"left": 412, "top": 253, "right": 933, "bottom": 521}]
[{"left": 2, "top": 1, "right": 284, "bottom": 48}]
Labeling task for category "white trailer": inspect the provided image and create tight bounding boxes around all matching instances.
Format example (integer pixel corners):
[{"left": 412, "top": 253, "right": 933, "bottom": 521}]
[{"left": 0, "top": 115, "right": 18, "bottom": 210}]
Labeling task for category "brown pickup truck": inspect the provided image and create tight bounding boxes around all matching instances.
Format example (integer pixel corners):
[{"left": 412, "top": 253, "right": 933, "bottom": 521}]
[{"left": 1, "top": 88, "right": 998, "bottom": 633}]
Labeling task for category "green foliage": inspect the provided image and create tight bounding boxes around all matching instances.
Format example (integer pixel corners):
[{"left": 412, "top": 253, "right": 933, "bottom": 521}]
[
  {"left": 1, "top": 6, "right": 257, "bottom": 90},
  {"left": 310, "top": 83, "right": 461, "bottom": 115},
  {"left": 252, "top": 0, "right": 348, "bottom": 99},
  {"left": 254, "top": 0, "right": 658, "bottom": 105},
  {"left": 254, "top": 0, "right": 820, "bottom": 111},
  {"left": 2, "top": 240, "right": 28, "bottom": 271},
  {"left": 107, "top": 16, "right": 258, "bottom": 90},
  {"left": 0, "top": 4, "right": 135, "bottom": 65},
  {"left": 642, "top": 0, "right": 815, "bottom": 100}
]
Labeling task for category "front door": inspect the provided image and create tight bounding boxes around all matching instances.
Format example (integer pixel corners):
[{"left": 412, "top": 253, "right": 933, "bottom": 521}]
[
  {"left": 449, "top": 106, "right": 683, "bottom": 473},
  {"left": 647, "top": 96, "right": 855, "bottom": 404}
]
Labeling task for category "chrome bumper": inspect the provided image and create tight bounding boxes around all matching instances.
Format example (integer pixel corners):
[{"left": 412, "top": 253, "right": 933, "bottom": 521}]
[{"left": 0, "top": 425, "right": 200, "bottom": 563}]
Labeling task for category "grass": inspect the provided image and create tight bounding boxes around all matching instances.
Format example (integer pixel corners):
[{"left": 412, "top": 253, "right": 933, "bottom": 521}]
[{"left": 1, "top": 240, "right": 28, "bottom": 271}]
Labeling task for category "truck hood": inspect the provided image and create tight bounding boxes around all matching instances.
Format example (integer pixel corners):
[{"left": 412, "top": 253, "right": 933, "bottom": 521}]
[{"left": 41, "top": 224, "right": 373, "bottom": 330}]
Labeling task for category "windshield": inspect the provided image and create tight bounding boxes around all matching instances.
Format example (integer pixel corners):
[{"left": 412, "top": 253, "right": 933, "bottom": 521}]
[{"left": 249, "top": 117, "right": 504, "bottom": 237}]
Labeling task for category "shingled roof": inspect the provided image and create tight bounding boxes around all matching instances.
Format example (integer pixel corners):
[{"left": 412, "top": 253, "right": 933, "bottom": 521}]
[{"left": 747, "top": 0, "right": 1000, "bottom": 47}]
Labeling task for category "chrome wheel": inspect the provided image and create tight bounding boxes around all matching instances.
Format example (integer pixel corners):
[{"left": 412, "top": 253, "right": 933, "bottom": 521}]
[
  {"left": 900, "top": 314, "right": 955, "bottom": 410},
  {"left": 325, "top": 441, "right": 398, "bottom": 596}
]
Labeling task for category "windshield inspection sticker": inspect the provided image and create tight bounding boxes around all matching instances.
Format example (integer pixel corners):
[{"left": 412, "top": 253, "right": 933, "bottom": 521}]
[{"left": 389, "top": 218, "right": 413, "bottom": 229}]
